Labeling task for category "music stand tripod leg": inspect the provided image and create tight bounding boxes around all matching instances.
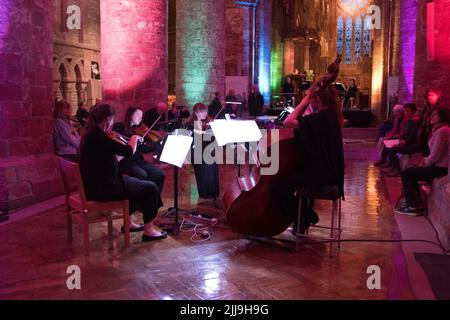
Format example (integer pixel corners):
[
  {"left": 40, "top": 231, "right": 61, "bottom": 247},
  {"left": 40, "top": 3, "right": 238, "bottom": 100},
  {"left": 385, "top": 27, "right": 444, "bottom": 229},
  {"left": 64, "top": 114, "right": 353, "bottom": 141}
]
[{"left": 160, "top": 165, "right": 191, "bottom": 235}]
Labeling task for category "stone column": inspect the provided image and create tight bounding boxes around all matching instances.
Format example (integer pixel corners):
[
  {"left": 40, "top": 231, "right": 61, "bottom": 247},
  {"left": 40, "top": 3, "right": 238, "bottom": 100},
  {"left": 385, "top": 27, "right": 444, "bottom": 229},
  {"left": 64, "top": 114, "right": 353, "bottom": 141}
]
[
  {"left": 256, "top": 0, "right": 272, "bottom": 105},
  {"left": 0, "top": 0, "right": 59, "bottom": 211},
  {"left": 101, "top": 0, "right": 168, "bottom": 119},
  {"left": 176, "top": 0, "right": 226, "bottom": 108}
]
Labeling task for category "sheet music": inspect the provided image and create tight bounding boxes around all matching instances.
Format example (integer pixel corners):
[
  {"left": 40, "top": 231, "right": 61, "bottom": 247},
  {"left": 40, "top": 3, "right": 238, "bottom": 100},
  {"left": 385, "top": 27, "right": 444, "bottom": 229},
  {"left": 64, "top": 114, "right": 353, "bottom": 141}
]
[{"left": 383, "top": 139, "right": 400, "bottom": 148}]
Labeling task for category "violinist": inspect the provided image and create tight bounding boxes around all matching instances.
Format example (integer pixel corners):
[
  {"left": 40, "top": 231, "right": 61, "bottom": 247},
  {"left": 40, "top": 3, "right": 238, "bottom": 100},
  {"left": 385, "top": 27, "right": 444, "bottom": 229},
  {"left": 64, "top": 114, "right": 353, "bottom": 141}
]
[
  {"left": 79, "top": 104, "right": 167, "bottom": 241},
  {"left": 143, "top": 102, "right": 168, "bottom": 130},
  {"left": 270, "top": 58, "right": 345, "bottom": 234},
  {"left": 185, "top": 103, "right": 220, "bottom": 203},
  {"left": 113, "top": 107, "right": 166, "bottom": 195}
]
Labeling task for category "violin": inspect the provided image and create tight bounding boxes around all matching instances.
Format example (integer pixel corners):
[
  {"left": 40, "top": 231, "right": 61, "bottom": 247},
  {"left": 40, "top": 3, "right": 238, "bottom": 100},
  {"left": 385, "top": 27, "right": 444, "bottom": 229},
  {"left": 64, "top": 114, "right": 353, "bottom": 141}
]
[
  {"left": 132, "top": 123, "right": 165, "bottom": 143},
  {"left": 108, "top": 130, "right": 130, "bottom": 145}
]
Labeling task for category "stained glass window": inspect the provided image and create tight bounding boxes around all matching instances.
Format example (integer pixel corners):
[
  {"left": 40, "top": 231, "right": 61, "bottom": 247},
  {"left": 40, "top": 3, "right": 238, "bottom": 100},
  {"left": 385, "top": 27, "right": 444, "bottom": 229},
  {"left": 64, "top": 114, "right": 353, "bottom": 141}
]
[
  {"left": 354, "top": 16, "right": 362, "bottom": 63},
  {"left": 336, "top": 16, "right": 344, "bottom": 56},
  {"left": 363, "top": 15, "right": 371, "bottom": 56},
  {"left": 345, "top": 16, "right": 353, "bottom": 64}
]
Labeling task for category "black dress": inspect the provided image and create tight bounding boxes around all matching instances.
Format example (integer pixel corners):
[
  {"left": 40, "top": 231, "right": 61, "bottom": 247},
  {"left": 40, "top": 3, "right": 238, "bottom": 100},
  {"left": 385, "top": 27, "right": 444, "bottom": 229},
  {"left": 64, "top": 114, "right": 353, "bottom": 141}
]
[
  {"left": 79, "top": 127, "right": 162, "bottom": 223},
  {"left": 248, "top": 92, "right": 264, "bottom": 116},
  {"left": 187, "top": 121, "right": 220, "bottom": 199}
]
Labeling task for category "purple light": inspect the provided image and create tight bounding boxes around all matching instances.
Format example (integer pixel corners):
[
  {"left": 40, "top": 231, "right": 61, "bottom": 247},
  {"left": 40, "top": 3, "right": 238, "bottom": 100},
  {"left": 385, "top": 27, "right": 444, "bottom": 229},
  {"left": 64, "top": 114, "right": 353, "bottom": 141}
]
[
  {"left": 0, "top": 0, "right": 12, "bottom": 48},
  {"left": 400, "top": 0, "right": 418, "bottom": 101}
]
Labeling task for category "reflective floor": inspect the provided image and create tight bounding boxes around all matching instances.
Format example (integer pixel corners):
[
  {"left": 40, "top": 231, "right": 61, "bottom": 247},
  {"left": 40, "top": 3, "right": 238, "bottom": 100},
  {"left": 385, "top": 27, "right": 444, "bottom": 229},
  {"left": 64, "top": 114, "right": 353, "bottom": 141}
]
[{"left": 0, "top": 143, "right": 415, "bottom": 299}]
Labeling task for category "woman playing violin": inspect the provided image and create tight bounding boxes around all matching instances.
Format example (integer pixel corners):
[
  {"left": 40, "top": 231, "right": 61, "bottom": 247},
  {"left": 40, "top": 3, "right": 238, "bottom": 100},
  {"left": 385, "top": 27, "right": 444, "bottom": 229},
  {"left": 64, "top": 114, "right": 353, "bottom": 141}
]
[
  {"left": 79, "top": 104, "right": 167, "bottom": 241},
  {"left": 185, "top": 103, "right": 220, "bottom": 203},
  {"left": 112, "top": 107, "right": 166, "bottom": 198}
]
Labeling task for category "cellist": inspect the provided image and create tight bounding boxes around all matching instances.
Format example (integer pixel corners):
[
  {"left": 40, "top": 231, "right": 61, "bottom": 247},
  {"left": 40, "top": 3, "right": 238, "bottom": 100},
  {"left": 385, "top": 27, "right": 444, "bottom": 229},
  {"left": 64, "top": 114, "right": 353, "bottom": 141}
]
[{"left": 270, "top": 57, "right": 345, "bottom": 234}]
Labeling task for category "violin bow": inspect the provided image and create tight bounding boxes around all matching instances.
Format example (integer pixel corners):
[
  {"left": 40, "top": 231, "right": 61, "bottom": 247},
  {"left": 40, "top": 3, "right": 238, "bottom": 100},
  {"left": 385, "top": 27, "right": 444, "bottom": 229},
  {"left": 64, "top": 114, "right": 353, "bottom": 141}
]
[{"left": 142, "top": 114, "right": 162, "bottom": 137}]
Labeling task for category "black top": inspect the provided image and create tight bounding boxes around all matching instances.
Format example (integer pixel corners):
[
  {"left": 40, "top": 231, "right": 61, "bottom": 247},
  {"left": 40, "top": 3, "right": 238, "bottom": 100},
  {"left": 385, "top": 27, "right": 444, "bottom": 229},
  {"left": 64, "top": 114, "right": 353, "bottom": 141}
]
[
  {"left": 282, "top": 82, "right": 294, "bottom": 93},
  {"left": 76, "top": 108, "right": 90, "bottom": 127},
  {"left": 248, "top": 92, "right": 264, "bottom": 116},
  {"left": 209, "top": 98, "right": 230, "bottom": 119},
  {"left": 143, "top": 109, "right": 166, "bottom": 129},
  {"left": 295, "top": 109, "right": 345, "bottom": 198},
  {"left": 79, "top": 126, "right": 133, "bottom": 201},
  {"left": 403, "top": 119, "right": 419, "bottom": 147},
  {"left": 346, "top": 85, "right": 358, "bottom": 98},
  {"left": 112, "top": 122, "right": 160, "bottom": 158}
]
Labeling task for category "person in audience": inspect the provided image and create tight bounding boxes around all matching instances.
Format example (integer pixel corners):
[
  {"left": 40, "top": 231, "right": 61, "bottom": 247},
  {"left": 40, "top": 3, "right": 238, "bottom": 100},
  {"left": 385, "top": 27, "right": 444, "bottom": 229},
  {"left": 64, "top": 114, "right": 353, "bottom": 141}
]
[
  {"left": 418, "top": 88, "right": 443, "bottom": 156},
  {"left": 375, "top": 104, "right": 405, "bottom": 166},
  {"left": 79, "top": 104, "right": 167, "bottom": 241},
  {"left": 397, "top": 107, "right": 450, "bottom": 215},
  {"left": 76, "top": 100, "right": 90, "bottom": 128},
  {"left": 248, "top": 84, "right": 264, "bottom": 116},
  {"left": 53, "top": 100, "right": 80, "bottom": 163},
  {"left": 383, "top": 103, "right": 420, "bottom": 177}
]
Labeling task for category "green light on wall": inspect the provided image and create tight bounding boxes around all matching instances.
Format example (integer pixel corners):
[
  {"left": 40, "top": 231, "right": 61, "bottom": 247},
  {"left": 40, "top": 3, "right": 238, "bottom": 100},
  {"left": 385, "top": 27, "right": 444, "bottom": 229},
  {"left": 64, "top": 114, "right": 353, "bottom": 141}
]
[{"left": 270, "top": 46, "right": 283, "bottom": 96}]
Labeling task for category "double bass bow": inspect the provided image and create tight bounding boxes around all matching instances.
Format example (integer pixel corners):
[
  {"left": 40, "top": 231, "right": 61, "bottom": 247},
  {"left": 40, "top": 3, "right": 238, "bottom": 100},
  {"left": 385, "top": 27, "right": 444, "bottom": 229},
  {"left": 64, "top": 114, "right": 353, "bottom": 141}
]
[{"left": 222, "top": 56, "right": 342, "bottom": 237}]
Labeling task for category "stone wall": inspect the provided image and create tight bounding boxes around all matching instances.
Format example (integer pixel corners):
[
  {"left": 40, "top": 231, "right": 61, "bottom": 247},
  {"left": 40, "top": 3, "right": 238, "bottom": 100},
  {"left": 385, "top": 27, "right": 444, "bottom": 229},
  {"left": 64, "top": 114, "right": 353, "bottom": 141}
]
[
  {"left": 53, "top": 0, "right": 101, "bottom": 112},
  {"left": 0, "top": 0, "right": 60, "bottom": 212},
  {"left": 176, "top": 0, "right": 226, "bottom": 108},
  {"left": 101, "top": 0, "right": 168, "bottom": 120},
  {"left": 428, "top": 136, "right": 450, "bottom": 251}
]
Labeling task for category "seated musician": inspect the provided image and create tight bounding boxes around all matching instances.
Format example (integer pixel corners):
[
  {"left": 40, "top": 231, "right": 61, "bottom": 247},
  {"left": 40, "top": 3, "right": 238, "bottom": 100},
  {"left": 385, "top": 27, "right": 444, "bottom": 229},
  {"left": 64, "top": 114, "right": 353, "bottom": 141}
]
[
  {"left": 79, "top": 104, "right": 167, "bottom": 241},
  {"left": 270, "top": 59, "right": 345, "bottom": 234},
  {"left": 185, "top": 103, "right": 220, "bottom": 204},
  {"left": 143, "top": 102, "right": 168, "bottom": 130},
  {"left": 168, "top": 102, "right": 190, "bottom": 120},
  {"left": 113, "top": 107, "right": 166, "bottom": 196}
]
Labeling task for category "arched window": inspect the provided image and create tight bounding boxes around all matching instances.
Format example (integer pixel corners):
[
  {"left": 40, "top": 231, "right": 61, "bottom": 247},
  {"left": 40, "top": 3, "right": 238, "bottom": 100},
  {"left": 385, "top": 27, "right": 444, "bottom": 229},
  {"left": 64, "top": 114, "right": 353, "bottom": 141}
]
[
  {"left": 336, "top": 16, "right": 344, "bottom": 56},
  {"left": 354, "top": 16, "right": 362, "bottom": 63},
  {"left": 344, "top": 16, "right": 353, "bottom": 64},
  {"left": 58, "top": 64, "right": 68, "bottom": 100},
  {"left": 363, "top": 15, "right": 371, "bottom": 56}
]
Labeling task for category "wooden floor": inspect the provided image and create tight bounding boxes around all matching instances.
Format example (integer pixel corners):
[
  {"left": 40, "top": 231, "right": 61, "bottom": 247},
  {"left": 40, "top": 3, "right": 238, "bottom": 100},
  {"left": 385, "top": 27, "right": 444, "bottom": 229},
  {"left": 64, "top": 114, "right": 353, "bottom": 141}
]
[{"left": 0, "top": 146, "right": 415, "bottom": 299}]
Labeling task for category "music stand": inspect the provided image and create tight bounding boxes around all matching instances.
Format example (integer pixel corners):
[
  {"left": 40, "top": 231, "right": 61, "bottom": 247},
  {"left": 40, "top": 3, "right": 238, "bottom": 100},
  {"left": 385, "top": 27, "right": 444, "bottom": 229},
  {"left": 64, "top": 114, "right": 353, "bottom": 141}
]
[
  {"left": 209, "top": 119, "right": 262, "bottom": 178},
  {"left": 158, "top": 133, "right": 193, "bottom": 235}
]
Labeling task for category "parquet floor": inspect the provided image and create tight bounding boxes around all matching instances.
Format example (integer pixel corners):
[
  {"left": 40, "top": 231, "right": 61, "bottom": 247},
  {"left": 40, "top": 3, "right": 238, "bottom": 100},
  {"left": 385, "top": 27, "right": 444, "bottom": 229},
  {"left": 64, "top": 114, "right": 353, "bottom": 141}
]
[{"left": 0, "top": 145, "right": 415, "bottom": 299}]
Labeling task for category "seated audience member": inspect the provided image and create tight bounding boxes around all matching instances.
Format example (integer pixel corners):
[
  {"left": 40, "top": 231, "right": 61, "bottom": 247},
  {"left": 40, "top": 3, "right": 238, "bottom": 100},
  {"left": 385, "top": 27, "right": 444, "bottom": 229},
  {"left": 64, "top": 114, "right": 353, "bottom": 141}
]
[
  {"left": 53, "top": 100, "right": 80, "bottom": 163},
  {"left": 375, "top": 104, "right": 405, "bottom": 166},
  {"left": 397, "top": 107, "right": 450, "bottom": 215},
  {"left": 76, "top": 100, "right": 90, "bottom": 128},
  {"left": 418, "top": 88, "right": 443, "bottom": 156},
  {"left": 383, "top": 103, "right": 420, "bottom": 176}
]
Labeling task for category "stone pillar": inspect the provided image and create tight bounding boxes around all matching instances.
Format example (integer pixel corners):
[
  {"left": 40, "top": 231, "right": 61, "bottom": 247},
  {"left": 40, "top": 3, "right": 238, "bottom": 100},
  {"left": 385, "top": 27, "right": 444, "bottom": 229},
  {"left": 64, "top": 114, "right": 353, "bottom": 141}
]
[
  {"left": 304, "top": 41, "right": 310, "bottom": 70},
  {"left": 398, "top": 0, "right": 418, "bottom": 103},
  {"left": 256, "top": 0, "right": 271, "bottom": 105},
  {"left": 101, "top": 0, "right": 168, "bottom": 120},
  {"left": 176, "top": 0, "right": 226, "bottom": 108},
  {"left": 0, "top": 0, "right": 59, "bottom": 211}
]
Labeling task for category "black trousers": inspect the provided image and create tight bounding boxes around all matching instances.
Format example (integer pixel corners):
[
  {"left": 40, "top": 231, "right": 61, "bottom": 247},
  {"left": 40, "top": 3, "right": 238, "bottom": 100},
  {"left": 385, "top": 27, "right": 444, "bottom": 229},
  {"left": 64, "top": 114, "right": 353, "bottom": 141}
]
[
  {"left": 119, "top": 158, "right": 165, "bottom": 194},
  {"left": 270, "top": 170, "right": 327, "bottom": 227},
  {"left": 401, "top": 165, "right": 448, "bottom": 207},
  {"left": 123, "top": 175, "right": 162, "bottom": 224},
  {"left": 386, "top": 145, "right": 419, "bottom": 171}
]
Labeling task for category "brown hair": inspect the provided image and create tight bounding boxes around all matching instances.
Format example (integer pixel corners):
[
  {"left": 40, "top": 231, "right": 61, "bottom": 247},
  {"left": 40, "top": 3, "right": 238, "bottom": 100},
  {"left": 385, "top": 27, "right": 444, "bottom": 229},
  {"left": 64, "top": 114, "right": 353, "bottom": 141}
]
[
  {"left": 53, "top": 100, "right": 71, "bottom": 119},
  {"left": 85, "top": 104, "right": 116, "bottom": 132},
  {"left": 312, "top": 86, "right": 344, "bottom": 127},
  {"left": 192, "top": 103, "right": 208, "bottom": 121},
  {"left": 123, "top": 107, "right": 143, "bottom": 134}
]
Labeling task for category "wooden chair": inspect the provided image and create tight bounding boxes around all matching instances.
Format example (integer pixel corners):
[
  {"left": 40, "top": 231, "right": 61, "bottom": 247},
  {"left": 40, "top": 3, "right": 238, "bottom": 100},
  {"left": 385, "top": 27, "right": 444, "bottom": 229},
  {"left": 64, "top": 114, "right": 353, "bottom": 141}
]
[{"left": 57, "top": 157, "right": 130, "bottom": 256}]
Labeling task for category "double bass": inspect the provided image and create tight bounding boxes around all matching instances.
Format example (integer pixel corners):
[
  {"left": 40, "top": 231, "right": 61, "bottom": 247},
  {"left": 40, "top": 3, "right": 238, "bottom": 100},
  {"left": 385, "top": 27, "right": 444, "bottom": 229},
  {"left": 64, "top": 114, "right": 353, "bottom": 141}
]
[{"left": 222, "top": 56, "right": 342, "bottom": 237}]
